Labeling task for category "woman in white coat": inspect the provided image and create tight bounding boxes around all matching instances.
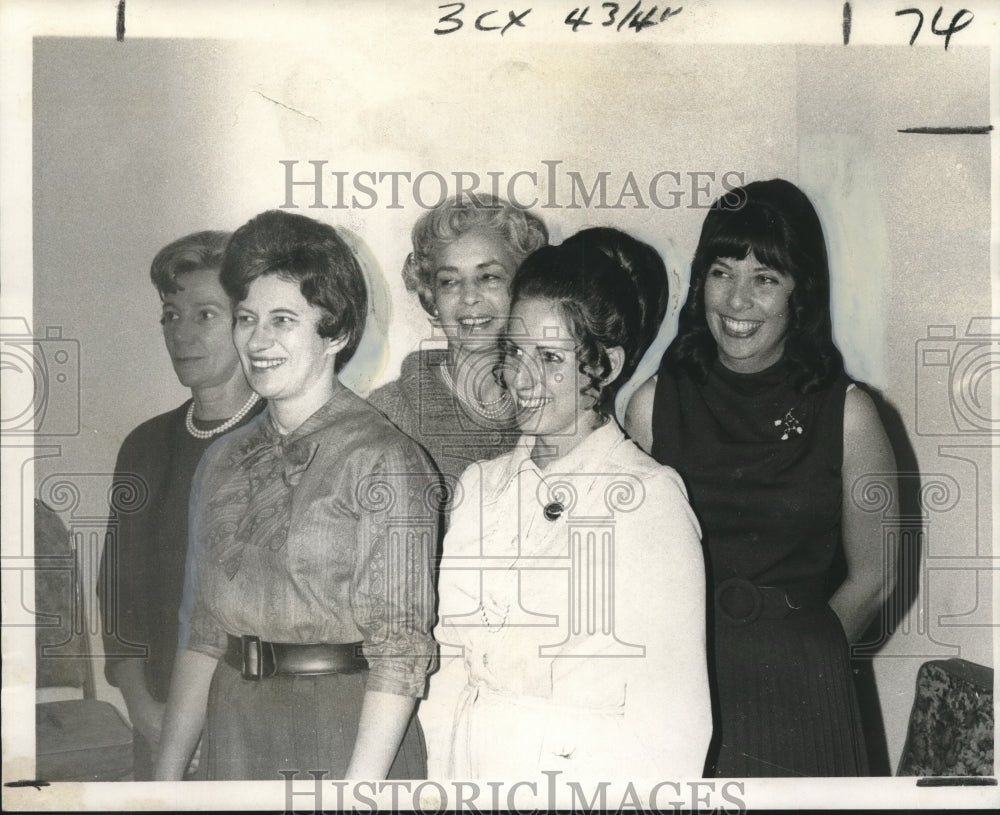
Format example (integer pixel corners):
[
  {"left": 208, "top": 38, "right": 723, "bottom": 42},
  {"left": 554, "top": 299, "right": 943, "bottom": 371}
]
[{"left": 422, "top": 228, "right": 712, "bottom": 782}]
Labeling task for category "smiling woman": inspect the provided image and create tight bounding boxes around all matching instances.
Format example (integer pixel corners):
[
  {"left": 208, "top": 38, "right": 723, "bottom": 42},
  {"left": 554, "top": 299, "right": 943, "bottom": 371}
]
[
  {"left": 368, "top": 196, "right": 548, "bottom": 494},
  {"left": 421, "top": 228, "right": 711, "bottom": 781},
  {"left": 703, "top": 253, "right": 795, "bottom": 374},
  {"left": 626, "top": 178, "right": 898, "bottom": 777},
  {"left": 154, "top": 211, "right": 439, "bottom": 782},
  {"left": 232, "top": 275, "right": 346, "bottom": 431}
]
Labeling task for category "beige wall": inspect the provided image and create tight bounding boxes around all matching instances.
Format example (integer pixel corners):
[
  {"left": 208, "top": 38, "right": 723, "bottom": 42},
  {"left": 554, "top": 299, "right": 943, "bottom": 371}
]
[{"left": 27, "top": 38, "right": 992, "bottom": 774}]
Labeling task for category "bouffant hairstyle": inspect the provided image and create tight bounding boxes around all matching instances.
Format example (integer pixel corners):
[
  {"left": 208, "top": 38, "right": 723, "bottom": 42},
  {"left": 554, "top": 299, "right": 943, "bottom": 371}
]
[
  {"left": 220, "top": 210, "right": 368, "bottom": 373},
  {"left": 509, "top": 227, "right": 669, "bottom": 420},
  {"left": 664, "top": 178, "right": 844, "bottom": 393},
  {"left": 149, "top": 230, "right": 231, "bottom": 296},
  {"left": 403, "top": 195, "right": 548, "bottom": 315}
]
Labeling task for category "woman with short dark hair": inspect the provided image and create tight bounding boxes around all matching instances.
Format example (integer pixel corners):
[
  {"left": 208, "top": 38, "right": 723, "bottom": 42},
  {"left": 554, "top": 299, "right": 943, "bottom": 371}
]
[
  {"left": 155, "top": 210, "right": 439, "bottom": 781},
  {"left": 626, "top": 179, "right": 897, "bottom": 776}
]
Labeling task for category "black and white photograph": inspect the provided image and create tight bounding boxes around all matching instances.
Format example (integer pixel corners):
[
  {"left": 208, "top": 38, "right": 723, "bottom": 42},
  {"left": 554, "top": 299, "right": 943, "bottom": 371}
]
[{"left": 1, "top": 0, "right": 996, "bottom": 810}]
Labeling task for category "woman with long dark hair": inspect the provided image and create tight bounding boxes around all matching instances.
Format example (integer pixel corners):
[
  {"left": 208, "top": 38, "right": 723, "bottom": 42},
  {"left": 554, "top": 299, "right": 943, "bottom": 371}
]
[{"left": 627, "top": 179, "right": 897, "bottom": 776}]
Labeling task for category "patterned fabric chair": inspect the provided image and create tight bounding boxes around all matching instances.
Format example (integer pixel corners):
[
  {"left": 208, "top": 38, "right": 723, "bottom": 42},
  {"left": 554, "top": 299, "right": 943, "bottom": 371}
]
[
  {"left": 896, "top": 658, "right": 994, "bottom": 776},
  {"left": 35, "top": 499, "right": 133, "bottom": 781}
]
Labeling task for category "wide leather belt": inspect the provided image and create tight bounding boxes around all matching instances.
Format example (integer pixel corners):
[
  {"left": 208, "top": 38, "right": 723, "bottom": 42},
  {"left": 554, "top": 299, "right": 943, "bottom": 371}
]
[
  {"left": 225, "top": 634, "right": 367, "bottom": 680},
  {"left": 714, "top": 578, "right": 825, "bottom": 625}
]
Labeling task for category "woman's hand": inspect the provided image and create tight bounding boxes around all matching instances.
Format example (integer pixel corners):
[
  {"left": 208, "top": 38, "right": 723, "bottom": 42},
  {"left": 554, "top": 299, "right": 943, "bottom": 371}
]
[
  {"left": 344, "top": 690, "right": 417, "bottom": 779},
  {"left": 112, "top": 660, "right": 166, "bottom": 751},
  {"left": 153, "top": 649, "right": 219, "bottom": 780},
  {"left": 831, "top": 386, "right": 898, "bottom": 643}
]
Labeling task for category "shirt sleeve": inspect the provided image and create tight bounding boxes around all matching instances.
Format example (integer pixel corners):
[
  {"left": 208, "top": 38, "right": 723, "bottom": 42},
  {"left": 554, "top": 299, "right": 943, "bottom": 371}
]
[
  {"left": 615, "top": 466, "right": 712, "bottom": 777},
  {"left": 350, "top": 438, "right": 441, "bottom": 697},
  {"left": 180, "top": 449, "right": 229, "bottom": 660},
  {"left": 421, "top": 460, "right": 485, "bottom": 774}
]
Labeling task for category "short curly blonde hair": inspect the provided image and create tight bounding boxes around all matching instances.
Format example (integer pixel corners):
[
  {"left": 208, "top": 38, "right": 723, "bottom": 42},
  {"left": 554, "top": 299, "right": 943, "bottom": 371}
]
[{"left": 402, "top": 195, "right": 548, "bottom": 315}]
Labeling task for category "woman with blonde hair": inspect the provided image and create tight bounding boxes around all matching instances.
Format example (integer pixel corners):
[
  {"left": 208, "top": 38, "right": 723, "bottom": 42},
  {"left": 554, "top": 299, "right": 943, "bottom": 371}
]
[{"left": 369, "top": 195, "right": 548, "bottom": 491}]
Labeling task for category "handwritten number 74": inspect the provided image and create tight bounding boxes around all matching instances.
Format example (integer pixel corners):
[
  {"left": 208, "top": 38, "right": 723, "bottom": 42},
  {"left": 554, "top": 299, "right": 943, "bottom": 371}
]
[{"left": 895, "top": 7, "right": 973, "bottom": 50}]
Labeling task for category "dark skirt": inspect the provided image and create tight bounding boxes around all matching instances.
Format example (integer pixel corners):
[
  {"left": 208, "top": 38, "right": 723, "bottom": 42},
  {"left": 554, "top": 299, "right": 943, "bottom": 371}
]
[
  {"left": 709, "top": 603, "right": 868, "bottom": 777},
  {"left": 203, "top": 660, "right": 427, "bottom": 780}
]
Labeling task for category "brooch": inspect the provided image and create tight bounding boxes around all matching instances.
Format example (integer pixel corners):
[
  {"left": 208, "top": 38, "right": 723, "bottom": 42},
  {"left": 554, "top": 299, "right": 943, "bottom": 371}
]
[
  {"left": 543, "top": 501, "right": 564, "bottom": 521},
  {"left": 774, "top": 409, "right": 803, "bottom": 441}
]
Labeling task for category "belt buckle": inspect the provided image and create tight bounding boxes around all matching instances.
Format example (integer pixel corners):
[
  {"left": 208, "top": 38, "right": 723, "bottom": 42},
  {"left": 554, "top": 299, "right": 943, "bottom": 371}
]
[
  {"left": 241, "top": 635, "right": 263, "bottom": 681},
  {"left": 715, "top": 577, "right": 763, "bottom": 625}
]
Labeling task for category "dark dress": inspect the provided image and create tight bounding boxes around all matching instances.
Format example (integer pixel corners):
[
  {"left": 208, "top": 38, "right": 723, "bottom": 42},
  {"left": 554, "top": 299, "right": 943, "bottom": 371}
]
[
  {"left": 651, "top": 357, "right": 868, "bottom": 777},
  {"left": 96, "top": 398, "right": 264, "bottom": 778}
]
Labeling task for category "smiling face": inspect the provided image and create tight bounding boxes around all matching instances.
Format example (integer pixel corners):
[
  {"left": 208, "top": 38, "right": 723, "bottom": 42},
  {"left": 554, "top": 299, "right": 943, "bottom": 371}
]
[
  {"left": 232, "top": 274, "right": 342, "bottom": 417},
  {"left": 160, "top": 267, "right": 242, "bottom": 392},
  {"left": 504, "top": 297, "right": 603, "bottom": 460},
  {"left": 703, "top": 251, "right": 795, "bottom": 374},
  {"left": 429, "top": 226, "right": 518, "bottom": 350}
]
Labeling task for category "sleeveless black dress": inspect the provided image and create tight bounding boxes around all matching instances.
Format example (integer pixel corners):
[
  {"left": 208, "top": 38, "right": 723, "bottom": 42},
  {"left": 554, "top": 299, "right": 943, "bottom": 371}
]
[{"left": 651, "top": 357, "right": 868, "bottom": 777}]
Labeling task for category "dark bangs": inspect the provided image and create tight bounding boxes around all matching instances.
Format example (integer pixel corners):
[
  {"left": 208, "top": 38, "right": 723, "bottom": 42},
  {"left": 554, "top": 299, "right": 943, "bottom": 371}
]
[
  {"left": 693, "top": 200, "right": 800, "bottom": 283},
  {"left": 665, "top": 178, "right": 844, "bottom": 394}
]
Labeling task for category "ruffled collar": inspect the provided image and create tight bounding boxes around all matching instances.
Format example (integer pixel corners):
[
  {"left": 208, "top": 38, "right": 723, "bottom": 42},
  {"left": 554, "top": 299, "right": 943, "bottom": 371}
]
[
  {"left": 211, "top": 383, "right": 356, "bottom": 579},
  {"left": 228, "top": 381, "right": 354, "bottom": 487}
]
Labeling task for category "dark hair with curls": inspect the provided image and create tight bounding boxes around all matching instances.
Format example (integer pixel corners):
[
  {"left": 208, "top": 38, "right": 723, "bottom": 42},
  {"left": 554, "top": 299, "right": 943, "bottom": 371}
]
[
  {"left": 509, "top": 227, "right": 669, "bottom": 420},
  {"left": 220, "top": 210, "right": 368, "bottom": 373},
  {"left": 664, "top": 178, "right": 844, "bottom": 393},
  {"left": 150, "top": 230, "right": 232, "bottom": 296},
  {"left": 403, "top": 195, "right": 549, "bottom": 315}
]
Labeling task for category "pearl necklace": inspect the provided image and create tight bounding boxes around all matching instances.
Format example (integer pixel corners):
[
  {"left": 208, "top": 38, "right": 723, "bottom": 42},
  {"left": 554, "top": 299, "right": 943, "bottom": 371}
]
[
  {"left": 438, "top": 363, "right": 512, "bottom": 421},
  {"left": 185, "top": 393, "right": 261, "bottom": 440}
]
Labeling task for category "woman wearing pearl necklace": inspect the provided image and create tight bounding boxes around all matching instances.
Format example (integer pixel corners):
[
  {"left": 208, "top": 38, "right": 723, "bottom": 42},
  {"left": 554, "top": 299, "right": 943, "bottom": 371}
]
[
  {"left": 98, "top": 231, "right": 264, "bottom": 779},
  {"left": 368, "top": 195, "right": 548, "bottom": 504}
]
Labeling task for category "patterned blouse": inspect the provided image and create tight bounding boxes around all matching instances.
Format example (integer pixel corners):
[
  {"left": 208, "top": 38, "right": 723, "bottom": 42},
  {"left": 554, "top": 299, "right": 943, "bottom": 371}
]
[{"left": 181, "top": 380, "right": 440, "bottom": 698}]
